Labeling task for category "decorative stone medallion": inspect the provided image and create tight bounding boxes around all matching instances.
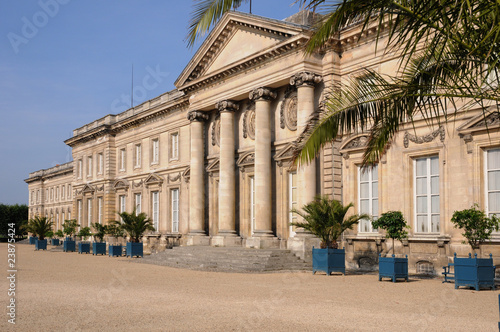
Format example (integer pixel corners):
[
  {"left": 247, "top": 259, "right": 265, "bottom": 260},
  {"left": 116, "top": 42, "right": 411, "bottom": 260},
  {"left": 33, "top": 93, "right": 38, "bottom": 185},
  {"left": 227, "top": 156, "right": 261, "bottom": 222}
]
[
  {"left": 211, "top": 116, "right": 221, "bottom": 147},
  {"left": 280, "top": 86, "right": 297, "bottom": 131},
  {"left": 243, "top": 101, "right": 256, "bottom": 140}
]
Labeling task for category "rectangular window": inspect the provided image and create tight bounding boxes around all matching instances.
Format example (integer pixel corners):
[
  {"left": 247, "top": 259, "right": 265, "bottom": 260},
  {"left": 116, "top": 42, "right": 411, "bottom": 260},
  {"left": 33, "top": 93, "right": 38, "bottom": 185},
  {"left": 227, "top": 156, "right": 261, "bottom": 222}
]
[
  {"left": 46, "top": 189, "right": 49, "bottom": 202},
  {"left": 56, "top": 186, "right": 59, "bottom": 200},
  {"left": 135, "top": 193, "right": 142, "bottom": 214},
  {"left": 171, "top": 133, "right": 179, "bottom": 160},
  {"left": 98, "top": 197, "right": 103, "bottom": 224},
  {"left": 50, "top": 188, "right": 53, "bottom": 201},
  {"left": 120, "top": 148, "right": 126, "bottom": 171},
  {"left": 87, "top": 199, "right": 92, "bottom": 228},
  {"left": 358, "top": 165, "right": 379, "bottom": 233},
  {"left": 78, "top": 159, "right": 83, "bottom": 178},
  {"left": 414, "top": 156, "right": 440, "bottom": 233},
  {"left": 171, "top": 189, "right": 179, "bottom": 232},
  {"left": 288, "top": 172, "right": 297, "bottom": 237},
  {"left": 135, "top": 144, "right": 142, "bottom": 168},
  {"left": 67, "top": 185, "right": 71, "bottom": 199},
  {"left": 486, "top": 149, "right": 500, "bottom": 218},
  {"left": 62, "top": 211, "right": 65, "bottom": 226},
  {"left": 119, "top": 195, "right": 126, "bottom": 222},
  {"left": 152, "top": 191, "right": 159, "bottom": 231},
  {"left": 56, "top": 212, "right": 59, "bottom": 230},
  {"left": 37, "top": 190, "right": 40, "bottom": 203},
  {"left": 152, "top": 139, "right": 159, "bottom": 164},
  {"left": 250, "top": 176, "right": 256, "bottom": 235},
  {"left": 61, "top": 185, "right": 65, "bottom": 199},
  {"left": 77, "top": 200, "right": 83, "bottom": 229},
  {"left": 98, "top": 153, "right": 104, "bottom": 174},
  {"left": 87, "top": 156, "right": 93, "bottom": 177},
  {"left": 31, "top": 191, "right": 34, "bottom": 204}
]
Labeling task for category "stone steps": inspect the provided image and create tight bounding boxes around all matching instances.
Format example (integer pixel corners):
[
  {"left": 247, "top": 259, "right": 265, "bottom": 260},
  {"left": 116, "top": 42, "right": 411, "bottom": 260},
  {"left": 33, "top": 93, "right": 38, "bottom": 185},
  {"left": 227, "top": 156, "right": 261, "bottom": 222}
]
[{"left": 137, "top": 246, "right": 311, "bottom": 273}]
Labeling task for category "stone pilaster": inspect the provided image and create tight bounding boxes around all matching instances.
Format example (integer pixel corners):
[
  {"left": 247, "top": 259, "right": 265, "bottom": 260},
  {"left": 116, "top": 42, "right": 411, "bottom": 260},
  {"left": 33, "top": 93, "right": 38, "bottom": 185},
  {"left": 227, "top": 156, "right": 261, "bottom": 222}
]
[
  {"left": 186, "top": 111, "right": 210, "bottom": 246},
  {"left": 247, "top": 87, "right": 279, "bottom": 249},
  {"left": 212, "top": 100, "right": 241, "bottom": 247}
]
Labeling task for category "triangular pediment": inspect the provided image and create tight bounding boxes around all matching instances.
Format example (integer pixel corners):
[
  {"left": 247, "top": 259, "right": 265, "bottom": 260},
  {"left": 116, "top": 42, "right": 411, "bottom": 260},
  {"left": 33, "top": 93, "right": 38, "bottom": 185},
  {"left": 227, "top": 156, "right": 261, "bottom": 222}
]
[
  {"left": 274, "top": 143, "right": 297, "bottom": 168},
  {"left": 113, "top": 179, "right": 129, "bottom": 190},
  {"left": 237, "top": 151, "right": 255, "bottom": 167},
  {"left": 82, "top": 184, "right": 95, "bottom": 194},
  {"left": 144, "top": 173, "right": 164, "bottom": 185},
  {"left": 458, "top": 109, "right": 500, "bottom": 135},
  {"left": 206, "top": 158, "right": 220, "bottom": 173},
  {"left": 175, "top": 11, "right": 307, "bottom": 90},
  {"left": 340, "top": 134, "right": 370, "bottom": 152}
]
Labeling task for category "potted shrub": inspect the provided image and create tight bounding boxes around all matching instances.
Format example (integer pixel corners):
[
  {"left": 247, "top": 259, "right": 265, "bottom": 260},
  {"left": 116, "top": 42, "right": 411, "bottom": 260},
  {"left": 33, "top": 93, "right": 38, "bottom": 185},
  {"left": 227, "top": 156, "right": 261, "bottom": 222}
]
[
  {"left": 450, "top": 205, "right": 499, "bottom": 290},
  {"left": 62, "top": 219, "right": 79, "bottom": 252},
  {"left": 27, "top": 216, "right": 53, "bottom": 251},
  {"left": 91, "top": 222, "right": 107, "bottom": 255},
  {"left": 77, "top": 227, "right": 92, "bottom": 254},
  {"left": 291, "top": 196, "right": 368, "bottom": 275},
  {"left": 53, "top": 230, "right": 64, "bottom": 245},
  {"left": 46, "top": 231, "right": 57, "bottom": 246},
  {"left": 372, "top": 211, "right": 409, "bottom": 282},
  {"left": 107, "top": 224, "right": 125, "bottom": 257},
  {"left": 113, "top": 210, "right": 155, "bottom": 258}
]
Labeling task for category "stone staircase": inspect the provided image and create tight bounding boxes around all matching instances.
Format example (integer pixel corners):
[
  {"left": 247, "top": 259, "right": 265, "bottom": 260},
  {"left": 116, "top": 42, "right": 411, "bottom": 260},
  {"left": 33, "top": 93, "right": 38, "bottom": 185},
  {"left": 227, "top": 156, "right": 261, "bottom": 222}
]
[{"left": 136, "top": 246, "right": 311, "bottom": 273}]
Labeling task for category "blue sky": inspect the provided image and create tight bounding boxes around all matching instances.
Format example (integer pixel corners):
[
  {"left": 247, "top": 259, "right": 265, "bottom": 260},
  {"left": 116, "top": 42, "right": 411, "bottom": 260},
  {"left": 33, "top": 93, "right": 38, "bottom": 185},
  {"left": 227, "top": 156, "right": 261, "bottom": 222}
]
[{"left": 0, "top": 0, "right": 301, "bottom": 205}]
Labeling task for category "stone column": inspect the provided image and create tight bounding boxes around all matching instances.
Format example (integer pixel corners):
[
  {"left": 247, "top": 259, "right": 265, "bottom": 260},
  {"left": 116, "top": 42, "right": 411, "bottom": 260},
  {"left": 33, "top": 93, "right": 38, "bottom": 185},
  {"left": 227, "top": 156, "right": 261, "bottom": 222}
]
[
  {"left": 287, "top": 72, "right": 322, "bottom": 260},
  {"left": 186, "top": 110, "right": 210, "bottom": 246},
  {"left": 247, "top": 87, "right": 279, "bottom": 249},
  {"left": 212, "top": 100, "right": 241, "bottom": 247}
]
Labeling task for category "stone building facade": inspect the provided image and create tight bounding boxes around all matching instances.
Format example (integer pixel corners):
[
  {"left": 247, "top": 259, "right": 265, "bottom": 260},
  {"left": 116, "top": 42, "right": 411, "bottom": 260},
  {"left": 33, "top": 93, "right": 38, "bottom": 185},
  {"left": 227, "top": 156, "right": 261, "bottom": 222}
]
[{"left": 26, "top": 11, "right": 500, "bottom": 273}]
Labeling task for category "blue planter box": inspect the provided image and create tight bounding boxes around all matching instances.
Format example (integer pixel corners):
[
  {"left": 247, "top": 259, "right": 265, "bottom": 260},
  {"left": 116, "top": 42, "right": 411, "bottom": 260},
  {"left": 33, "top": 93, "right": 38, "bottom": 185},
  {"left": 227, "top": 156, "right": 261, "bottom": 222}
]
[
  {"left": 63, "top": 239, "right": 76, "bottom": 252},
  {"left": 51, "top": 239, "right": 60, "bottom": 246},
  {"left": 312, "top": 247, "right": 345, "bottom": 275},
  {"left": 29, "top": 236, "right": 38, "bottom": 245},
  {"left": 378, "top": 254, "right": 408, "bottom": 282},
  {"left": 92, "top": 242, "right": 107, "bottom": 255},
  {"left": 126, "top": 242, "right": 144, "bottom": 258},
  {"left": 35, "top": 239, "right": 47, "bottom": 251},
  {"left": 78, "top": 242, "right": 91, "bottom": 254},
  {"left": 109, "top": 245, "right": 123, "bottom": 257},
  {"left": 454, "top": 253, "right": 496, "bottom": 291}
]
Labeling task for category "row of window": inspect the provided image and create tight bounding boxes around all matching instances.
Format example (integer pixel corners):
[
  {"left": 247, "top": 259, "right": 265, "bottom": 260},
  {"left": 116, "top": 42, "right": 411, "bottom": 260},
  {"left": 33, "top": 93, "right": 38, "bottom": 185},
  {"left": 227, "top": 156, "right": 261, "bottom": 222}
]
[
  {"left": 30, "top": 184, "right": 72, "bottom": 205},
  {"left": 355, "top": 149, "right": 500, "bottom": 234},
  {"left": 76, "top": 134, "right": 180, "bottom": 178},
  {"left": 76, "top": 189, "right": 180, "bottom": 233}
]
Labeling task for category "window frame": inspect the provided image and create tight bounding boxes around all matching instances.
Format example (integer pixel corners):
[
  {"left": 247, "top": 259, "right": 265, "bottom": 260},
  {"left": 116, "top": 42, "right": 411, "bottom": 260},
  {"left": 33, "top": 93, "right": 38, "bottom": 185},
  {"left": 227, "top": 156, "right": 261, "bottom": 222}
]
[
  {"left": 171, "top": 188, "right": 179, "bottom": 233},
  {"left": 170, "top": 132, "right": 179, "bottom": 161},
  {"left": 358, "top": 164, "right": 379, "bottom": 233},
  {"left": 413, "top": 155, "right": 440, "bottom": 234}
]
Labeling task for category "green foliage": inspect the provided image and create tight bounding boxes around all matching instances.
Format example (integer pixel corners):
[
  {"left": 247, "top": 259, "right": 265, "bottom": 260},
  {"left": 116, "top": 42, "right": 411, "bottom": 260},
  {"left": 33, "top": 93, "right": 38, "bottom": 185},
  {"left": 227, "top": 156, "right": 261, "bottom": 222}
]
[
  {"left": 106, "top": 223, "right": 125, "bottom": 239},
  {"left": 372, "top": 211, "right": 409, "bottom": 254},
  {"left": 54, "top": 230, "right": 64, "bottom": 238},
  {"left": 451, "top": 204, "right": 500, "bottom": 249},
  {"left": 77, "top": 227, "right": 92, "bottom": 241},
  {"left": 46, "top": 231, "right": 54, "bottom": 239},
  {"left": 26, "top": 216, "right": 53, "bottom": 241},
  {"left": 113, "top": 209, "right": 155, "bottom": 243},
  {"left": 91, "top": 222, "right": 108, "bottom": 243},
  {"left": 62, "top": 219, "right": 79, "bottom": 238},
  {"left": 0, "top": 204, "right": 29, "bottom": 238},
  {"left": 291, "top": 195, "right": 368, "bottom": 249}
]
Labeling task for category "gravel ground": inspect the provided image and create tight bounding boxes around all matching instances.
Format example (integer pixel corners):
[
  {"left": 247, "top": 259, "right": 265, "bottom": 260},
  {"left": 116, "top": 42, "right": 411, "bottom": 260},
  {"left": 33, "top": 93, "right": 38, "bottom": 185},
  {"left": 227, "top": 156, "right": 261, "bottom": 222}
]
[{"left": 1, "top": 243, "right": 499, "bottom": 331}]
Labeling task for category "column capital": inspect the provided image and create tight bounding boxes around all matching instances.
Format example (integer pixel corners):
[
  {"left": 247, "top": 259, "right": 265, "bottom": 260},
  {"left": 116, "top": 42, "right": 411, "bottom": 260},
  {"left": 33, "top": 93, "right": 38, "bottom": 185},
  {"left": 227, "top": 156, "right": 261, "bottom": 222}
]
[
  {"left": 249, "top": 87, "right": 277, "bottom": 101},
  {"left": 215, "top": 100, "right": 239, "bottom": 113},
  {"left": 290, "top": 72, "right": 322, "bottom": 87},
  {"left": 187, "top": 110, "right": 209, "bottom": 122}
]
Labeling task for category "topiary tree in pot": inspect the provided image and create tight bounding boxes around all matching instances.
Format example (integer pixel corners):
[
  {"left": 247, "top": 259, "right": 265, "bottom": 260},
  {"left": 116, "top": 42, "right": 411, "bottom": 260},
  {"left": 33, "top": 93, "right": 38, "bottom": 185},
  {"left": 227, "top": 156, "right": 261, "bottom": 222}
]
[
  {"left": 372, "top": 211, "right": 410, "bottom": 282},
  {"left": 106, "top": 223, "right": 125, "bottom": 257},
  {"left": 62, "top": 219, "right": 79, "bottom": 252},
  {"left": 113, "top": 209, "right": 155, "bottom": 258},
  {"left": 53, "top": 230, "right": 64, "bottom": 246},
  {"left": 91, "top": 222, "right": 108, "bottom": 255},
  {"left": 291, "top": 195, "right": 368, "bottom": 275},
  {"left": 77, "top": 227, "right": 92, "bottom": 254},
  {"left": 27, "top": 216, "right": 53, "bottom": 250},
  {"left": 450, "top": 204, "right": 499, "bottom": 290}
]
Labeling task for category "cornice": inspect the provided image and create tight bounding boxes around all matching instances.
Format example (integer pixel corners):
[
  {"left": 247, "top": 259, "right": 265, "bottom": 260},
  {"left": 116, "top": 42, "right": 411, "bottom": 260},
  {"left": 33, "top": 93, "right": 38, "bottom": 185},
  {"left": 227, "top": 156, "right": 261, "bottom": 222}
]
[{"left": 25, "top": 162, "right": 74, "bottom": 183}]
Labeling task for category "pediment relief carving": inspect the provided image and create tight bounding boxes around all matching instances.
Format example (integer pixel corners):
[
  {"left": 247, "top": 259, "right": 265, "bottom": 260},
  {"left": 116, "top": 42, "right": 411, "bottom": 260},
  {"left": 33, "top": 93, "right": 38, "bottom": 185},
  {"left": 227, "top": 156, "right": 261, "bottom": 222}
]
[
  {"left": 81, "top": 184, "right": 96, "bottom": 194},
  {"left": 458, "top": 109, "right": 500, "bottom": 136},
  {"left": 340, "top": 135, "right": 369, "bottom": 152},
  {"left": 206, "top": 158, "right": 220, "bottom": 174},
  {"left": 113, "top": 179, "right": 129, "bottom": 191},
  {"left": 144, "top": 173, "right": 164, "bottom": 187},
  {"left": 275, "top": 142, "right": 297, "bottom": 168},
  {"left": 237, "top": 151, "right": 255, "bottom": 172},
  {"left": 182, "top": 167, "right": 190, "bottom": 183}
]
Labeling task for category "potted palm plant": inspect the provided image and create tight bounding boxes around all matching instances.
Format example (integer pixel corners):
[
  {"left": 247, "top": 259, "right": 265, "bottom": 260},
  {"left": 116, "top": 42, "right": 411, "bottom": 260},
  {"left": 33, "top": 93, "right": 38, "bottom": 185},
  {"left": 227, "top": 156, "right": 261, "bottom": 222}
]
[
  {"left": 62, "top": 219, "right": 79, "bottom": 252},
  {"left": 113, "top": 210, "right": 155, "bottom": 258},
  {"left": 291, "top": 196, "right": 368, "bottom": 275},
  {"left": 91, "top": 222, "right": 107, "bottom": 255},
  {"left": 107, "top": 224, "right": 125, "bottom": 257},
  {"left": 27, "top": 216, "right": 53, "bottom": 251},
  {"left": 77, "top": 227, "right": 92, "bottom": 254},
  {"left": 372, "top": 211, "right": 410, "bottom": 282},
  {"left": 450, "top": 205, "right": 499, "bottom": 290}
]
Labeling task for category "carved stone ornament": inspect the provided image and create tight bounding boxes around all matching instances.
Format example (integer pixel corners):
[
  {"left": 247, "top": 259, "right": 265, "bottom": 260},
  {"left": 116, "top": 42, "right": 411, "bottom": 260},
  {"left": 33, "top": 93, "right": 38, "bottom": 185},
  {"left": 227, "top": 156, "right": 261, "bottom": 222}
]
[
  {"left": 187, "top": 110, "right": 209, "bottom": 122},
  {"left": 168, "top": 173, "right": 181, "bottom": 183},
  {"left": 280, "top": 86, "right": 297, "bottom": 131},
  {"left": 343, "top": 136, "right": 368, "bottom": 150},
  {"left": 211, "top": 116, "right": 220, "bottom": 147},
  {"left": 215, "top": 100, "right": 239, "bottom": 112},
  {"left": 243, "top": 101, "right": 256, "bottom": 140},
  {"left": 249, "top": 87, "right": 277, "bottom": 101},
  {"left": 403, "top": 126, "right": 445, "bottom": 148},
  {"left": 290, "top": 71, "right": 322, "bottom": 87},
  {"left": 133, "top": 180, "right": 143, "bottom": 188},
  {"left": 470, "top": 112, "right": 500, "bottom": 128}
]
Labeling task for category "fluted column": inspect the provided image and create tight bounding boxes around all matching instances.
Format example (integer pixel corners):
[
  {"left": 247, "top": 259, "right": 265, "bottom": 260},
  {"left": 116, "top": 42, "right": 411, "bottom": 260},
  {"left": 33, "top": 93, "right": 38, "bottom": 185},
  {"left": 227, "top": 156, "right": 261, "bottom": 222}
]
[
  {"left": 187, "top": 110, "right": 209, "bottom": 237},
  {"left": 249, "top": 87, "right": 277, "bottom": 237},
  {"left": 216, "top": 100, "right": 239, "bottom": 236},
  {"left": 290, "top": 72, "right": 322, "bottom": 224}
]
